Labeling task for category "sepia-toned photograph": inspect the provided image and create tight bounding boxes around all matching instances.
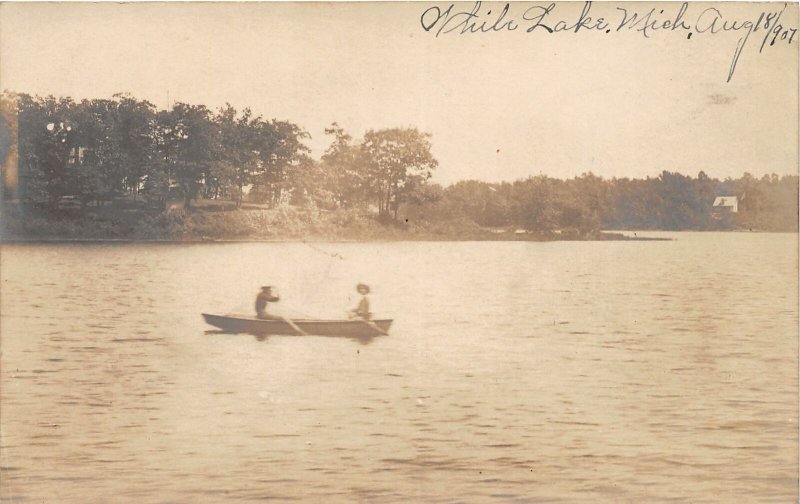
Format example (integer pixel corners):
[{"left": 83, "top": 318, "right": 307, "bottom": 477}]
[{"left": 0, "top": 1, "right": 797, "bottom": 502}]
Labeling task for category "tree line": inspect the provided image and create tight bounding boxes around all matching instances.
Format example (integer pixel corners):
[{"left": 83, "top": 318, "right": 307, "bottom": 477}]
[
  {"left": 1, "top": 91, "right": 796, "bottom": 233},
  {"left": 411, "top": 172, "right": 798, "bottom": 233},
  {"left": 1, "top": 92, "right": 437, "bottom": 222},
  {"left": 3, "top": 92, "right": 312, "bottom": 210}
]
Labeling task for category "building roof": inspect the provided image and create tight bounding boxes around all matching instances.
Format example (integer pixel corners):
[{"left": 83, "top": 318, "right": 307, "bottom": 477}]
[{"left": 713, "top": 196, "right": 737, "bottom": 207}]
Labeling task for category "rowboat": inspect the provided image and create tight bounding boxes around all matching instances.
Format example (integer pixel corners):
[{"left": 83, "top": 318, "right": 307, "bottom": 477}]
[{"left": 202, "top": 313, "right": 392, "bottom": 338}]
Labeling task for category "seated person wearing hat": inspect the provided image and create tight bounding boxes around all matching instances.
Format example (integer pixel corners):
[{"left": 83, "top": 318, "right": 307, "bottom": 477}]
[
  {"left": 349, "top": 283, "right": 372, "bottom": 320},
  {"left": 255, "top": 286, "right": 281, "bottom": 320}
]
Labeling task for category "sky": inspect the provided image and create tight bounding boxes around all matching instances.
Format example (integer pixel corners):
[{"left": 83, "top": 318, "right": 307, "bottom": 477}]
[{"left": 1, "top": 2, "right": 797, "bottom": 185}]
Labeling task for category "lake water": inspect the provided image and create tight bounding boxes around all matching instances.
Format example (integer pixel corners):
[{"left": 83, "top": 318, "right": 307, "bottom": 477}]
[{"left": 1, "top": 233, "right": 797, "bottom": 503}]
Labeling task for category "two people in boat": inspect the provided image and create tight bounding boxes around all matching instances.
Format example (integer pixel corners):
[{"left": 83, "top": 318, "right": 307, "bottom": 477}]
[{"left": 255, "top": 283, "right": 372, "bottom": 320}]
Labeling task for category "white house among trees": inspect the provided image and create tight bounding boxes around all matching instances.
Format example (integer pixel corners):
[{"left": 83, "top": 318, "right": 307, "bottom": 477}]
[{"left": 713, "top": 196, "right": 738, "bottom": 213}]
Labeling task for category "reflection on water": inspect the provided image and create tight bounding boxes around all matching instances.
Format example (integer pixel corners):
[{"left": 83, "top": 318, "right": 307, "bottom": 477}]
[{"left": 1, "top": 233, "right": 797, "bottom": 502}]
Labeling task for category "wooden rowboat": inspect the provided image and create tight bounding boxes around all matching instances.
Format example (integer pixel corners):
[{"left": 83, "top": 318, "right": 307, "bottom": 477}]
[{"left": 202, "top": 313, "right": 392, "bottom": 338}]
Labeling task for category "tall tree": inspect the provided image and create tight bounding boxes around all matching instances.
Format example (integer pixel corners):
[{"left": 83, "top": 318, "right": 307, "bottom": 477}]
[
  {"left": 110, "top": 94, "right": 157, "bottom": 199},
  {"left": 312, "top": 123, "right": 369, "bottom": 209},
  {"left": 211, "top": 104, "right": 261, "bottom": 207},
  {"left": 361, "top": 128, "right": 438, "bottom": 221},
  {"left": 16, "top": 94, "right": 77, "bottom": 207},
  {"left": 254, "top": 119, "right": 311, "bottom": 208},
  {"left": 175, "top": 103, "right": 216, "bottom": 208},
  {"left": 151, "top": 103, "right": 216, "bottom": 208}
]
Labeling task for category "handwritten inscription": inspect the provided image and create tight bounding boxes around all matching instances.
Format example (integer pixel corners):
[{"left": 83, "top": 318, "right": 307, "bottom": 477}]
[{"left": 419, "top": 2, "right": 797, "bottom": 82}]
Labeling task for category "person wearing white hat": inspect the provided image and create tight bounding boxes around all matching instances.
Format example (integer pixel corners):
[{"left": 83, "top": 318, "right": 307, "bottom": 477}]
[{"left": 349, "top": 283, "right": 372, "bottom": 320}]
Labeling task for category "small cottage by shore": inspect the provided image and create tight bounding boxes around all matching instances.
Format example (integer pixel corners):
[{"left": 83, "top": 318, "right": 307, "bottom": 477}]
[{"left": 712, "top": 196, "right": 738, "bottom": 213}]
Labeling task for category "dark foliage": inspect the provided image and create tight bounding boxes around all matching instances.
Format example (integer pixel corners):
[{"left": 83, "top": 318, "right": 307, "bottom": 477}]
[{"left": 1, "top": 91, "right": 796, "bottom": 239}]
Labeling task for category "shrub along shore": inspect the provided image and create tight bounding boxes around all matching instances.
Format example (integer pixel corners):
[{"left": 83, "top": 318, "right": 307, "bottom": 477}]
[{"left": 0, "top": 202, "right": 656, "bottom": 243}]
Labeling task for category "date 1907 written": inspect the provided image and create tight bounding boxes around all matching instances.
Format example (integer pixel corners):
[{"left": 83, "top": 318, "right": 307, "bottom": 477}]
[{"left": 419, "top": 2, "right": 797, "bottom": 82}]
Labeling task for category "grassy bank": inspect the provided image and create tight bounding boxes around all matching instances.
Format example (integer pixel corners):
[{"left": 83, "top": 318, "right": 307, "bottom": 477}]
[{"left": 0, "top": 202, "right": 641, "bottom": 242}]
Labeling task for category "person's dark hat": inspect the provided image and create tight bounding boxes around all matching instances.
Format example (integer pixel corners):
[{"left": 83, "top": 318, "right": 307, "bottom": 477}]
[{"left": 357, "top": 283, "right": 370, "bottom": 294}]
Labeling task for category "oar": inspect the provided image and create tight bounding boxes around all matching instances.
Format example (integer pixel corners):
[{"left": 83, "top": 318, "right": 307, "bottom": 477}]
[{"left": 281, "top": 316, "right": 309, "bottom": 336}]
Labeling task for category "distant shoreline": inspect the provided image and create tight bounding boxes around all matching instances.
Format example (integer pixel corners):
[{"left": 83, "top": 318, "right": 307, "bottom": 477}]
[
  {"left": 0, "top": 234, "right": 672, "bottom": 245},
  {"left": 9, "top": 230, "right": 799, "bottom": 246},
  {"left": 11, "top": 203, "right": 798, "bottom": 244},
  {"left": 6, "top": 200, "right": 796, "bottom": 244},
  {"left": 0, "top": 203, "right": 641, "bottom": 244}
]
